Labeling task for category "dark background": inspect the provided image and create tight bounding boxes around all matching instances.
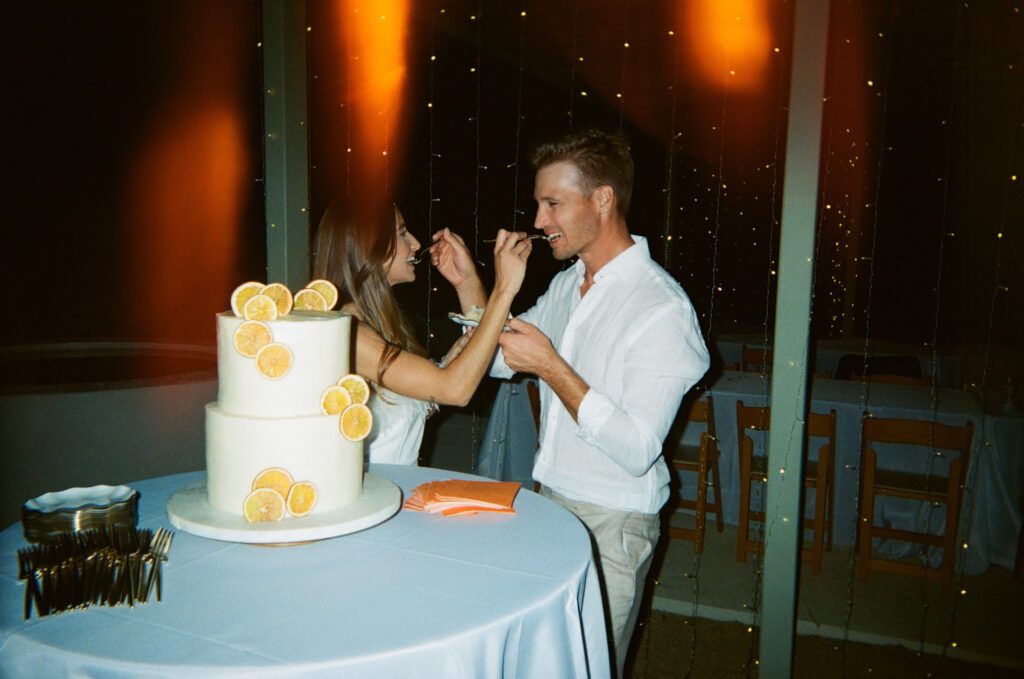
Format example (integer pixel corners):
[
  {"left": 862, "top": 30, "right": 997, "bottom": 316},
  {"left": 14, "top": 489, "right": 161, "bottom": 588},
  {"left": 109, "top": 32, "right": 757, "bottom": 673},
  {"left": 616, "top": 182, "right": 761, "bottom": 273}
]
[{"left": 4, "top": 1, "right": 1021, "bottom": 372}]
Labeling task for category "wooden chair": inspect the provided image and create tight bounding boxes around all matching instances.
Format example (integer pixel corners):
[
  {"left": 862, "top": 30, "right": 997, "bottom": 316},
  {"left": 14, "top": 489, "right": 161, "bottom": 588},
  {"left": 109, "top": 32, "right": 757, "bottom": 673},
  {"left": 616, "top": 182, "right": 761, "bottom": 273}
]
[
  {"left": 1016, "top": 477, "right": 1024, "bottom": 579},
  {"left": 857, "top": 416, "right": 973, "bottom": 592},
  {"left": 735, "top": 401, "right": 836, "bottom": 575},
  {"left": 1017, "top": 531, "right": 1024, "bottom": 578},
  {"left": 861, "top": 374, "right": 932, "bottom": 387},
  {"left": 526, "top": 380, "right": 541, "bottom": 432},
  {"left": 740, "top": 345, "right": 773, "bottom": 374},
  {"left": 739, "top": 346, "right": 828, "bottom": 378},
  {"left": 526, "top": 380, "right": 542, "bottom": 493},
  {"left": 835, "top": 354, "right": 922, "bottom": 381},
  {"left": 666, "top": 397, "right": 725, "bottom": 553}
]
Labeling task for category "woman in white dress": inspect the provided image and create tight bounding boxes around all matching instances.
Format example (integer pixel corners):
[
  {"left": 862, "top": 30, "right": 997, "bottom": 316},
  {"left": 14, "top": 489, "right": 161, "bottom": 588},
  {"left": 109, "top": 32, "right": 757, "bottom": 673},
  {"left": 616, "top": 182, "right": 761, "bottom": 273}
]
[{"left": 313, "top": 199, "right": 531, "bottom": 465}]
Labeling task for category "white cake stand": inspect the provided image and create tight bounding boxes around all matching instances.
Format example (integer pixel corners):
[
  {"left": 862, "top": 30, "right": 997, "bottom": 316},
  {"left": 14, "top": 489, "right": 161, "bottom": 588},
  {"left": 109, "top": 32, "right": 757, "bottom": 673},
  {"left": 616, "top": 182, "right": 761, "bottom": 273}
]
[{"left": 167, "top": 473, "right": 401, "bottom": 544}]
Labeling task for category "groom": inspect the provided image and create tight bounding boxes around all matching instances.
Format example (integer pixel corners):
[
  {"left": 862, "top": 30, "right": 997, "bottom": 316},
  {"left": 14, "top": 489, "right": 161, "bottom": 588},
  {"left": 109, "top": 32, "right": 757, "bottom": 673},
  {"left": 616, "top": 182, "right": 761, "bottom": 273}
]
[{"left": 492, "top": 129, "right": 710, "bottom": 675}]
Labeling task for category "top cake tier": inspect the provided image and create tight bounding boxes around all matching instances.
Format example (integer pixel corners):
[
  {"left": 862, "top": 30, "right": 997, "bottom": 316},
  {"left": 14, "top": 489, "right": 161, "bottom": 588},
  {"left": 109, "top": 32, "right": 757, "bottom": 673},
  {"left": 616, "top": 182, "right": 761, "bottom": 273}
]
[{"left": 216, "top": 310, "right": 351, "bottom": 418}]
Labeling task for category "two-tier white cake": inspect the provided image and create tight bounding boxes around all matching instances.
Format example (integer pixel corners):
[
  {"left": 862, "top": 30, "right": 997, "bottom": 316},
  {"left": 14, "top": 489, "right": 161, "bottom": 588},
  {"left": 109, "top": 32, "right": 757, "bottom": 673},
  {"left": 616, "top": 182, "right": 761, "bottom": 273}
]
[{"left": 205, "top": 310, "right": 363, "bottom": 518}]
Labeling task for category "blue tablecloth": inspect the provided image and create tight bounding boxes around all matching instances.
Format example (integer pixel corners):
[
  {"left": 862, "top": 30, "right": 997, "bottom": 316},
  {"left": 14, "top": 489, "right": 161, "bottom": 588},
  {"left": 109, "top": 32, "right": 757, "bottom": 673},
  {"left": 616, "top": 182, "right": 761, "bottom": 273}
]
[
  {"left": 0, "top": 465, "right": 610, "bottom": 678},
  {"left": 701, "top": 372, "right": 1024, "bottom": 574},
  {"left": 477, "top": 373, "right": 1023, "bottom": 576}
]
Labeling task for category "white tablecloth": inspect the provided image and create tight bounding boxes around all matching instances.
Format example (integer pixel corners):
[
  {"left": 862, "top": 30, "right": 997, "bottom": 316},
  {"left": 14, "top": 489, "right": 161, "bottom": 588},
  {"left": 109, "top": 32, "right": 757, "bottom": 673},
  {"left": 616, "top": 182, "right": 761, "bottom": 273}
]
[{"left": 0, "top": 465, "right": 610, "bottom": 678}]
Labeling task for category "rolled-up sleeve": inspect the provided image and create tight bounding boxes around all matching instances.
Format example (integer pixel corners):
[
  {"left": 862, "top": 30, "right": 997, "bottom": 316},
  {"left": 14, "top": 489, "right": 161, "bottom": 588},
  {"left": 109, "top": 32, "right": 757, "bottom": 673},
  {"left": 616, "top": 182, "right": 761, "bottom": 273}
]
[{"left": 574, "top": 307, "right": 709, "bottom": 477}]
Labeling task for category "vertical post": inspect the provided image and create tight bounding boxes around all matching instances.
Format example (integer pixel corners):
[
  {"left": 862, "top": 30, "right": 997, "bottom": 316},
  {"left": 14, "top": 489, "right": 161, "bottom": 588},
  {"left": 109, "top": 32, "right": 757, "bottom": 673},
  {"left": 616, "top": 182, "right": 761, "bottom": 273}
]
[
  {"left": 262, "top": 0, "right": 310, "bottom": 288},
  {"left": 761, "top": 0, "right": 830, "bottom": 675}
]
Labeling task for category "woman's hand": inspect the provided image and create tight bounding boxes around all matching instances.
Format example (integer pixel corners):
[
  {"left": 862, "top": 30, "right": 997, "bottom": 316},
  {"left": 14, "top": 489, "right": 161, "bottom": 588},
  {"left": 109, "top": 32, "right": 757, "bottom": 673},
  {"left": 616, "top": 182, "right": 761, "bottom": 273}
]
[
  {"left": 492, "top": 229, "right": 532, "bottom": 296},
  {"left": 430, "top": 228, "right": 478, "bottom": 291}
]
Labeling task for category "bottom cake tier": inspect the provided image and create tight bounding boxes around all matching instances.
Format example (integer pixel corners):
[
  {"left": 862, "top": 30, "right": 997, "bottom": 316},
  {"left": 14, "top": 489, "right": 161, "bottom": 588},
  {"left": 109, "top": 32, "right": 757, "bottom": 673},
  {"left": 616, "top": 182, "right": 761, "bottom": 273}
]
[{"left": 205, "top": 403, "right": 363, "bottom": 517}]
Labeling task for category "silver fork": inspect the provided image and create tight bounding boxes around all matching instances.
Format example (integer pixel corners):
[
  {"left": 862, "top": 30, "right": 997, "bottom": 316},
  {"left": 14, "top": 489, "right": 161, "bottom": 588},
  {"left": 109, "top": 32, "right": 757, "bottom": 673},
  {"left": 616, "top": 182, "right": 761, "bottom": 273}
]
[{"left": 482, "top": 233, "right": 555, "bottom": 243}]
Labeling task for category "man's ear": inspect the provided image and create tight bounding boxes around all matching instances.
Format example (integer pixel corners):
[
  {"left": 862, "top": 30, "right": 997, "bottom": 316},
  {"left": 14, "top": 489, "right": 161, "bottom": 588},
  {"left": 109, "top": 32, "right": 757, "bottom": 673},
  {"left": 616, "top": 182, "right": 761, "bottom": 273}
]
[{"left": 593, "top": 185, "right": 615, "bottom": 214}]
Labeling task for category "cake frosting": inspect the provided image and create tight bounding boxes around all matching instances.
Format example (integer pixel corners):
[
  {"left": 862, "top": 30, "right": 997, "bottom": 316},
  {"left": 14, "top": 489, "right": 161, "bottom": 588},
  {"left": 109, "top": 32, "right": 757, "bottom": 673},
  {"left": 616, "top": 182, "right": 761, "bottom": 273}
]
[{"left": 205, "top": 310, "right": 363, "bottom": 517}]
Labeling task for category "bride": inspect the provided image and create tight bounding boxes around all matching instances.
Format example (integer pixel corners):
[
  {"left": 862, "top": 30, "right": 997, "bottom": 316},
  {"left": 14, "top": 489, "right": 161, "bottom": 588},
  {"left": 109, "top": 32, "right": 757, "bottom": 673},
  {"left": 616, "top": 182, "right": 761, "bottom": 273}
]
[{"left": 313, "top": 199, "right": 531, "bottom": 465}]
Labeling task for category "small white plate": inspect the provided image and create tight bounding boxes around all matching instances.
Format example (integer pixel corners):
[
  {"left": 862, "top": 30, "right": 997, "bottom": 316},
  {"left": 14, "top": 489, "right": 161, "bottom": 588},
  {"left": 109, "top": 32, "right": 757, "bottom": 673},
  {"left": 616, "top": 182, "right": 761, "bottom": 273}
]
[
  {"left": 25, "top": 485, "right": 136, "bottom": 513},
  {"left": 22, "top": 485, "right": 140, "bottom": 542},
  {"left": 448, "top": 313, "right": 480, "bottom": 328},
  {"left": 448, "top": 312, "right": 511, "bottom": 331}
]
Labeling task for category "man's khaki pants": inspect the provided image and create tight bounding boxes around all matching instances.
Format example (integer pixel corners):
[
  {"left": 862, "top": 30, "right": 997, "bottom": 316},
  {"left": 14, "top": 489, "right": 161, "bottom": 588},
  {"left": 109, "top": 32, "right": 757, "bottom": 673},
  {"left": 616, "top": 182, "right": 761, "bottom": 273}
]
[{"left": 542, "top": 487, "right": 660, "bottom": 678}]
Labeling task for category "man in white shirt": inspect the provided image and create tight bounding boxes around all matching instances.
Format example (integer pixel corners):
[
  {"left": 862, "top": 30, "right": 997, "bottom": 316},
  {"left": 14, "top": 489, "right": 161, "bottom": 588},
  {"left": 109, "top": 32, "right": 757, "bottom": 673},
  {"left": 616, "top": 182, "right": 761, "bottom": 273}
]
[{"left": 491, "top": 129, "right": 710, "bottom": 676}]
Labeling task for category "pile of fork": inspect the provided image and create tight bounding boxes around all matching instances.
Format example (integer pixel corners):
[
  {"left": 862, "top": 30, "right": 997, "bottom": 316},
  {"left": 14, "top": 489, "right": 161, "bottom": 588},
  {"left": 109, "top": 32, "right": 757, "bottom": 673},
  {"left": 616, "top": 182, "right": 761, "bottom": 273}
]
[{"left": 16, "top": 526, "right": 173, "bottom": 619}]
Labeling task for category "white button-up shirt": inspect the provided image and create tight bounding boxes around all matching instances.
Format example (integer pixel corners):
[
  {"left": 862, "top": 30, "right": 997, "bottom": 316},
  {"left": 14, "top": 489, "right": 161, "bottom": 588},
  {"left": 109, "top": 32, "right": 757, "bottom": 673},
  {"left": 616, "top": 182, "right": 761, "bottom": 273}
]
[{"left": 492, "top": 236, "right": 710, "bottom": 513}]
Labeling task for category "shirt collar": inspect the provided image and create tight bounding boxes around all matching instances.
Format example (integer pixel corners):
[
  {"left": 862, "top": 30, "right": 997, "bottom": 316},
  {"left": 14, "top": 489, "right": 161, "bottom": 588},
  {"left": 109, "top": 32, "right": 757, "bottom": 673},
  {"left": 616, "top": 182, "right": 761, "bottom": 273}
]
[{"left": 573, "top": 235, "right": 649, "bottom": 283}]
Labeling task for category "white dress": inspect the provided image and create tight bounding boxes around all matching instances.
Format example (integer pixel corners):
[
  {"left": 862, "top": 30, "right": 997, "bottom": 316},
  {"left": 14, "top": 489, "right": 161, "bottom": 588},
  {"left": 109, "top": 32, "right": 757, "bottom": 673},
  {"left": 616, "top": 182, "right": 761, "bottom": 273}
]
[{"left": 365, "top": 387, "right": 432, "bottom": 465}]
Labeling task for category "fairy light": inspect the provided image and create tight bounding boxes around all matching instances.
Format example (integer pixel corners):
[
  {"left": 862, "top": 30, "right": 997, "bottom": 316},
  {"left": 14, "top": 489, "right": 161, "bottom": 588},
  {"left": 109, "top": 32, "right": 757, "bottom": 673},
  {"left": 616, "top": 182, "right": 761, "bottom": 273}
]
[
  {"left": 424, "top": 1, "right": 438, "bottom": 358},
  {"left": 616, "top": 1, "right": 631, "bottom": 124},
  {"left": 508, "top": 5, "right": 527, "bottom": 231},
  {"left": 566, "top": 0, "right": 581, "bottom": 128},
  {"left": 468, "top": 0, "right": 484, "bottom": 472}
]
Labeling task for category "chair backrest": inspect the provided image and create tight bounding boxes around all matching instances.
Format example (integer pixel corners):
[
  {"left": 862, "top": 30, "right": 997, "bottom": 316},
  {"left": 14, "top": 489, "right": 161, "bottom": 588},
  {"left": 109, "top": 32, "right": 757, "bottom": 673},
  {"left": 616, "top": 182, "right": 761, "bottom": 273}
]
[
  {"left": 688, "top": 395, "right": 717, "bottom": 441},
  {"left": 862, "top": 374, "right": 932, "bottom": 387},
  {"left": 526, "top": 380, "right": 541, "bottom": 432},
  {"left": 741, "top": 345, "right": 773, "bottom": 373},
  {"left": 736, "top": 401, "right": 770, "bottom": 432},
  {"left": 736, "top": 401, "right": 836, "bottom": 458},
  {"left": 861, "top": 417, "right": 973, "bottom": 478},
  {"left": 835, "top": 354, "right": 922, "bottom": 381}
]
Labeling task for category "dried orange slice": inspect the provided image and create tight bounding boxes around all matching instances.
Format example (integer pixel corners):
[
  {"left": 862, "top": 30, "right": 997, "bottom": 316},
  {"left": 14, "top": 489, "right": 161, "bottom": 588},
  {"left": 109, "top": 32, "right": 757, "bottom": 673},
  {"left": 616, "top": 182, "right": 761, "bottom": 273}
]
[
  {"left": 260, "top": 283, "right": 294, "bottom": 317},
  {"left": 293, "top": 288, "right": 328, "bottom": 311},
  {"left": 286, "top": 481, "right": 318, "bottom": 517},
  {"left": 337, "top": 374, "right": 370, "bottom": 405},
  {"left": 243, "top": 488, "right": 286, "bottom": 523},
  {"left": 243, "top": 293, "right": 279, "bottom": 321},
  {"left": 230, "top": 281, "right": 265, "bottom": 317},
  {"left": 320, "top": 384, "right": 352, "bottom": 415},
  {"left": 233, "top": 320, "right": 273, "bottom": 358},
  {"left": 305, "top": 279, "right": 339, "bottom": 309},
  {"left": 340, "top": 403, "right": 373, "bottom": 441},
  {"left": 256, "top": 342, "right": 293, "bottom": 380},
  {"left": 251, "top": 467, "right": 294, "bottom": 498}
]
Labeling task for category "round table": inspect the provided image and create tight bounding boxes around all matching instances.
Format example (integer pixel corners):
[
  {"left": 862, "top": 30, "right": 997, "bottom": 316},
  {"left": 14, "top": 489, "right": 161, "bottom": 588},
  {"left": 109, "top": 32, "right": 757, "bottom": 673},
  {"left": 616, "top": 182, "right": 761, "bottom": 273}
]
[{"left": 0, "top": 465, "right": 610, "bottom": 678}]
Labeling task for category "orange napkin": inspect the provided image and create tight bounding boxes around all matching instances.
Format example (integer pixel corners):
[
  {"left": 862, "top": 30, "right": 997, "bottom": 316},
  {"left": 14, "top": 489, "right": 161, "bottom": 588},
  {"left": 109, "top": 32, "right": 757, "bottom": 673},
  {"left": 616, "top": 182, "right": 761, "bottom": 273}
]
[{"left": 403, "top": 479, "right": 521, "bottom": 516}]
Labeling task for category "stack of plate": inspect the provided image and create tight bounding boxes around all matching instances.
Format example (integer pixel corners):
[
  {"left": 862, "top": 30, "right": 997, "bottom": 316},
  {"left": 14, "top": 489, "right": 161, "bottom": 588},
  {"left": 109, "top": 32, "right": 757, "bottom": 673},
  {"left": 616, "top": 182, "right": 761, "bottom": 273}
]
[{"left": 22, "top": 485, "right": 139, "bottom": 543}]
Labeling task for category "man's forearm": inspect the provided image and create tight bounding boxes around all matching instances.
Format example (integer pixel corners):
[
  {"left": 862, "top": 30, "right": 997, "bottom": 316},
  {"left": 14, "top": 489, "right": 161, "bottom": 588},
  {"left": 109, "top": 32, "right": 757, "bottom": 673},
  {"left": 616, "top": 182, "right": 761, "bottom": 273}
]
[{"left": 538, "top": 353, "right": 589, "bottom": 422}]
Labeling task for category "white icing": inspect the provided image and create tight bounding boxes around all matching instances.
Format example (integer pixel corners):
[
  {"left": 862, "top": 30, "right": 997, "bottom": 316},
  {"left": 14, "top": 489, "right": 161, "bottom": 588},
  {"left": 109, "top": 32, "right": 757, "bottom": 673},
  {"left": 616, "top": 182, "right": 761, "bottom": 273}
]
[
  {"left": 206, "top": 405, "right": 362, "bottom": 514},
  {"left": 206, "top": 309, "right": 363, "bottom": 519},
  {"left": 216, "top": 311, "right": 350, "bottom": 417}
]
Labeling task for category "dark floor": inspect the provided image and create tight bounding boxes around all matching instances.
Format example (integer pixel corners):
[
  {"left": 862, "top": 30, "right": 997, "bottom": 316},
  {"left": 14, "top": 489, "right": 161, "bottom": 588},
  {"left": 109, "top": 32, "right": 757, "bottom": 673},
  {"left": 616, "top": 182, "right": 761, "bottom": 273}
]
[
  {"left": 626, "top": 612, "right": 1024, "bottom": 678},
  {"left": 647, "top": 516, "right": 1024, "bottom": 674}
]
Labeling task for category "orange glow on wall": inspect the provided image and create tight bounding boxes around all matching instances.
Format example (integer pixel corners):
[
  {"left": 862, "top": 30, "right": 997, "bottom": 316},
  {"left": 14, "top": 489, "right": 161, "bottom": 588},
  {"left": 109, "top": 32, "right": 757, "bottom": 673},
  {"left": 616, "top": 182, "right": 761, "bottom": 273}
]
[
  {"left": 683, "top": 0, "right": 772, "bottom": 92},
  {"left": 122, "top": 105, "right": 248, "bottom": 341},
  {"left": 338, "top": 0, "right": 410, "bottom": 198},
  {"left": 120, "top": 4, "right": 251, "bottom": 347}
]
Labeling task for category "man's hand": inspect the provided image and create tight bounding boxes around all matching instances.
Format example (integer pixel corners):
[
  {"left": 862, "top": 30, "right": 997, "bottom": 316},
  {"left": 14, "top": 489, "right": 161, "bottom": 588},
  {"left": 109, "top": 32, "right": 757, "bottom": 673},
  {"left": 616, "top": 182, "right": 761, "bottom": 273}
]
[
  {"left": 499, "top": 318, "right": 589, "bottom": 422},
  {"left": 498, "top": 318, "right": 557, "bottom": 377}
]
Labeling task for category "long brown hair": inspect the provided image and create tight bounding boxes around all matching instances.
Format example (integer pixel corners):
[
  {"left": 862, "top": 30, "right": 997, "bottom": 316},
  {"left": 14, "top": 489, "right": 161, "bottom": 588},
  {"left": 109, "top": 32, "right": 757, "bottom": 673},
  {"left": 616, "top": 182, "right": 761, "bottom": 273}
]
[{"left": 313, "top": 199, "right": 426, "bottom": 382}]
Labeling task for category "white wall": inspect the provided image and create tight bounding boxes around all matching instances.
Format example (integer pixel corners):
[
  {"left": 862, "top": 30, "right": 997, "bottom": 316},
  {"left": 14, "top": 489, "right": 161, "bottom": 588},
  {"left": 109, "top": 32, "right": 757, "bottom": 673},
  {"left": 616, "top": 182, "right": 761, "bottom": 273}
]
[{"left": 1, "top": 377, "right": 216, "bottom": 529}]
